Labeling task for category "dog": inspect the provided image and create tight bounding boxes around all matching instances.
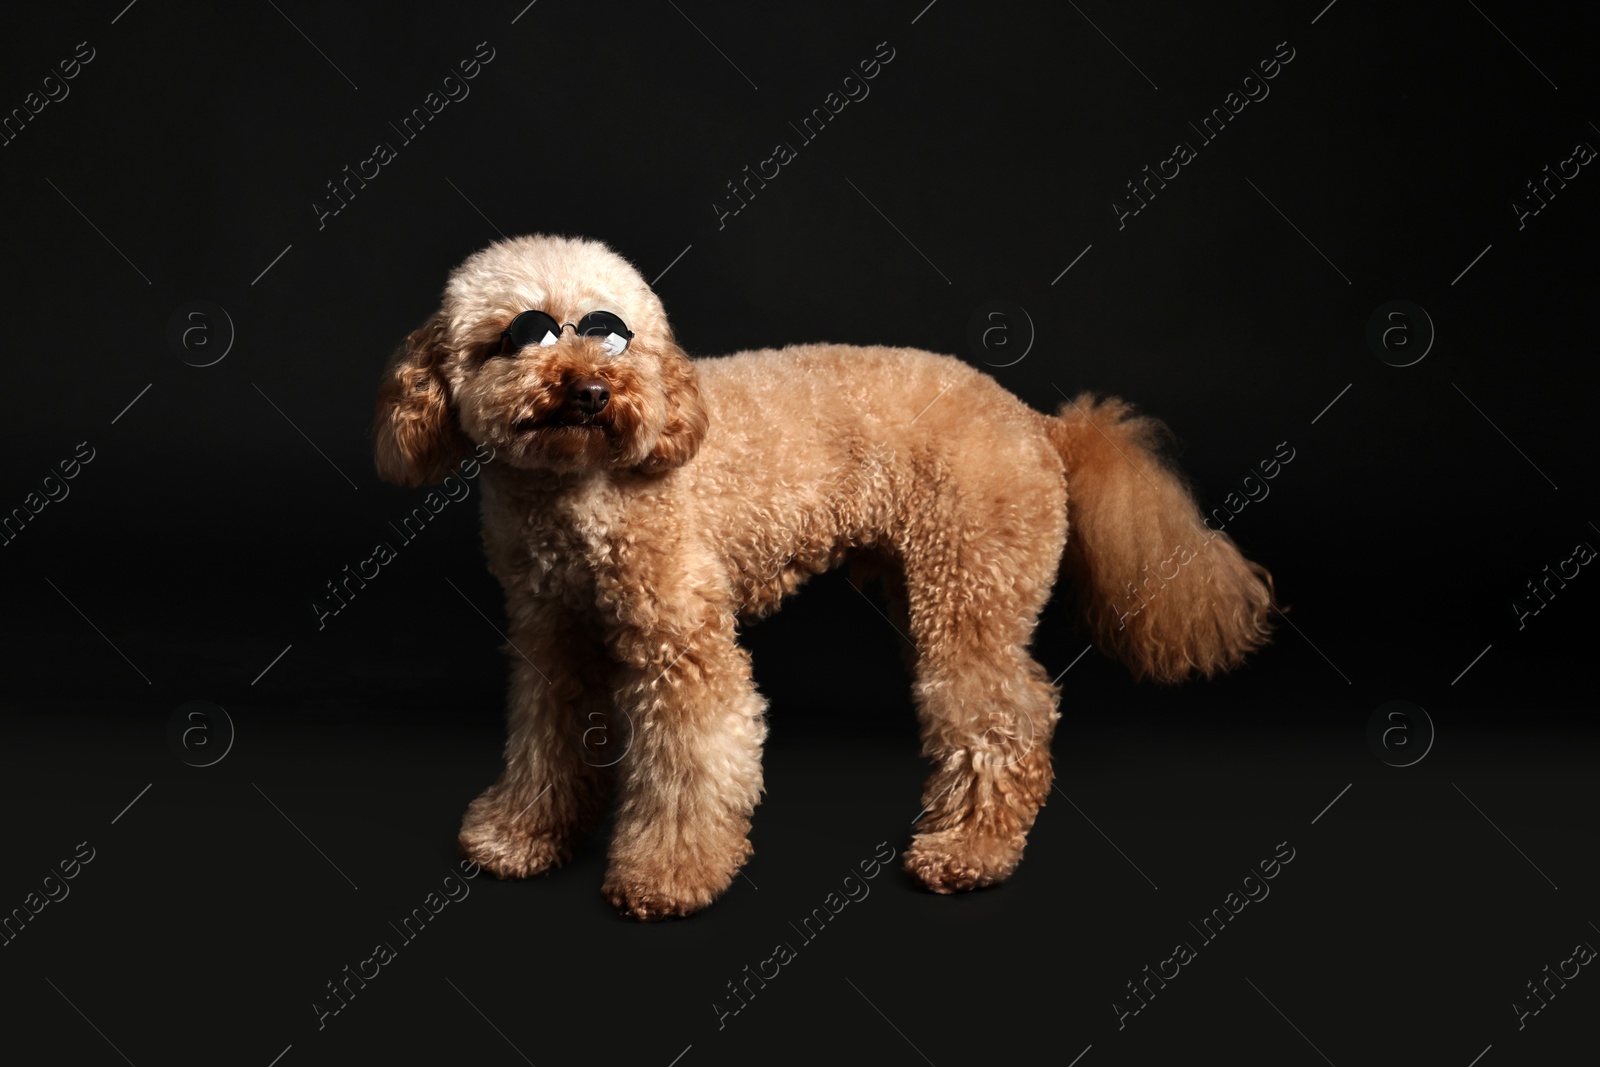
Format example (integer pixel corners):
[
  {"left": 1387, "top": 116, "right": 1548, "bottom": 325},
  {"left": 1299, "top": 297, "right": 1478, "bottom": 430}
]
[{"left": 373, "top": 234, "right": 1273, "bottom": 920}]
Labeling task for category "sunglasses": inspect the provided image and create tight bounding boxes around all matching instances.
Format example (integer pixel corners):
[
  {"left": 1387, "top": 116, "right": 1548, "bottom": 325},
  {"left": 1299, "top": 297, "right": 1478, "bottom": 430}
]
[{"left": 501, "top": 309, "right": 634, "bottom": 357}]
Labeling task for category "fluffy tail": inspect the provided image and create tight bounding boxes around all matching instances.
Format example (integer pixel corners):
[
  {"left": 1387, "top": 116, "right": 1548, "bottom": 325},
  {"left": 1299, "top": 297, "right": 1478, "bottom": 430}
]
[{"left": 1047, "top": 394, "right": 1274, "bottom": 683}]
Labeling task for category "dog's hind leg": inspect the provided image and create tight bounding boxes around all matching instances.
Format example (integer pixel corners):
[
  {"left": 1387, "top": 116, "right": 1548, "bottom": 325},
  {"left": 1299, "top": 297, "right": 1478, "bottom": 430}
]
[
  {"left": 893, "top": 454, "right": 1067, "bottom": 893},
  {"left": 902, "top": 633, "right": 1060, "bottom": 893},
  {"left": 459, "top": 609, "right": 614, "bottom": 879}
]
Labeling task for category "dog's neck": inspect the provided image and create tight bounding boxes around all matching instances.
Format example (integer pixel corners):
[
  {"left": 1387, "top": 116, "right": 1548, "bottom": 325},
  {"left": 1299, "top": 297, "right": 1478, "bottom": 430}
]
[{"left": 479, "top": 460, "right": 649, "bottom": 499}]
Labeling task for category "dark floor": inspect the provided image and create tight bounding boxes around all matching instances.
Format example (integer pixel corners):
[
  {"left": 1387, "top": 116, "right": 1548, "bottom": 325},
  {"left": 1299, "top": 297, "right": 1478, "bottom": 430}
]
[{"left": 3, "top": 568, "right": 1596, "bottom": 1065}]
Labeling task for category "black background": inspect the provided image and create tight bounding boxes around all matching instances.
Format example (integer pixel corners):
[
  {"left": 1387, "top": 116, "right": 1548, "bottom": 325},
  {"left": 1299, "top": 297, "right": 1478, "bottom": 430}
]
[{"left": 2, "top": 2, "right": 1596, "bottom": 1064}]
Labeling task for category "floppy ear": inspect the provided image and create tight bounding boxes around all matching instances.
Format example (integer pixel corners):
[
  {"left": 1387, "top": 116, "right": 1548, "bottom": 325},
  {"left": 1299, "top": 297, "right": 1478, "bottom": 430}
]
[
  {"left": 373, "top": 312, "right": 466, "bottom": 486},
  {"left": 636, "top": 341, "right": 708, "bottom": 476}
]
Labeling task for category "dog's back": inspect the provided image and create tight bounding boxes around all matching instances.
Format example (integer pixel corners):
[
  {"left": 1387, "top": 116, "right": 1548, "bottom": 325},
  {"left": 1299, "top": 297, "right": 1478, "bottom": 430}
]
[
  {"left": 677, "top": 342, "right": 1271, "bottom": 683},
  {"left": 678, "top": 343, "right": 1070, "bottom": 623}
]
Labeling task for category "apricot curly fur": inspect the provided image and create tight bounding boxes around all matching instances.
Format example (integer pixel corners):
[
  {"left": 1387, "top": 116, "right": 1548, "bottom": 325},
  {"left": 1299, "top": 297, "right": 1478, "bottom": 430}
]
[{"left": 374, "top": 234, "right": 1275, "bottom": 919}]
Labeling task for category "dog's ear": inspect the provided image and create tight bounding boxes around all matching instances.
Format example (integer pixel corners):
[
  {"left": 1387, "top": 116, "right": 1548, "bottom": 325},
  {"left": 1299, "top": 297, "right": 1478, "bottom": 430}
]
[
  {"left": 374, "top": 312, "right": 466, "bottom": 486},
  {"left": 636, "top": 341, "right": 708, "bottom": 476}
]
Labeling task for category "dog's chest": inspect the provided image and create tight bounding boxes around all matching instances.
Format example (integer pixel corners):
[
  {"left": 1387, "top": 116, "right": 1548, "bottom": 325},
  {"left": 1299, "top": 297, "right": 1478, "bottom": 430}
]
[{"left": 487, "top": 475, "right": 658, "bottom": 610}]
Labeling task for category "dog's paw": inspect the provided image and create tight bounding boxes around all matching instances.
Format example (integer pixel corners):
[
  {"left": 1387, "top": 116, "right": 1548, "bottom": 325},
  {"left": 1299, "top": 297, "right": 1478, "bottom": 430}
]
[
  {"left": 601, "top": 878, "right": 720, "bottom": 922},
  {"left": 459, "top": 824, "right": 571, "bottom": 879},
  {"left": 458, "top": 793, "right": 574, "bottom": 879},
  {"left": 903, "top": 829, "right": 1023, "bottom": 895},
  {"left": 602, "top": 837, "right": 753, "bottom": 921}
]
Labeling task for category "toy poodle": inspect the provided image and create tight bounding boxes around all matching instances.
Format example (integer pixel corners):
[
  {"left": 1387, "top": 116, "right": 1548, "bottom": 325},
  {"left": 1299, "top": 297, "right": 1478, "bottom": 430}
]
[{"left": 373, "top": 234, "right": 1273, "bottom": 920}]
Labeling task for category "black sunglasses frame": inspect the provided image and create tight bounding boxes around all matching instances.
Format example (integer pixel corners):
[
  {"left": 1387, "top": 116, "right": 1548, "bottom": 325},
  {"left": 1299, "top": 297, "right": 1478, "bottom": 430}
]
[{"left": 500, "top": 309, "right": 634, "bottom": 353}]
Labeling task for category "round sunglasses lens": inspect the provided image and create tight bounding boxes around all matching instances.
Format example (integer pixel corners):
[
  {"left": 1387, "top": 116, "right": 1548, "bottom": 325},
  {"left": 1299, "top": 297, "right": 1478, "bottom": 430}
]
[
  {"left": 576, "top": 311, "right": 632, "bottom": 355},
  {"left": 507, "top": 310, "right": 563, "bottom": 349}
]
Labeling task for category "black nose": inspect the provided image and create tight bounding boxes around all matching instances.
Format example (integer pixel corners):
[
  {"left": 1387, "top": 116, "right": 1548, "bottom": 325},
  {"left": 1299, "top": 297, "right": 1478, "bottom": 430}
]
[{"left": 570, "top": 378, "right": 610, "bottom": 413}]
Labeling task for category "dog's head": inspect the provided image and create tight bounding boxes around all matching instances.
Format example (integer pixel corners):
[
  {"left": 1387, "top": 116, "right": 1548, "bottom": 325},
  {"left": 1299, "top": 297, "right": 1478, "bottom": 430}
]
[{"left": 374, "top": 234, "right": 707, "bottom": 484}]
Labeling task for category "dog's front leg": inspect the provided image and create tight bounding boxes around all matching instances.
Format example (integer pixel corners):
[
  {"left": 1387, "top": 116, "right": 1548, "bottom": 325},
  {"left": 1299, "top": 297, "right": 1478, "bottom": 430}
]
[
  {"left": 602, "top": 607, "right": 767, "bottom": 920},
  {"left": 459, "top": 610, "right": 613, "bottom": 878}
]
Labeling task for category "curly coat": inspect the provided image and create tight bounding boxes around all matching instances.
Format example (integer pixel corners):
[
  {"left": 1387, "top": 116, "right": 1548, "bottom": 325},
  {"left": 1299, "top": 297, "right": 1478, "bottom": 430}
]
[{"left": 374, "top": 234, "right": 1273, "bottom": 920}]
